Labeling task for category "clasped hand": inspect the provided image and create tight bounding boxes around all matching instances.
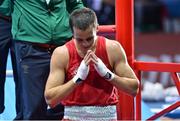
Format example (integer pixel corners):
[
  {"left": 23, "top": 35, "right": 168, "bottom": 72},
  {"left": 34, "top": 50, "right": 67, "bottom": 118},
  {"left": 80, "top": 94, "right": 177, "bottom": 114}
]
[{"left": 73, "top": 50, "right": 114, "bottom": 84}]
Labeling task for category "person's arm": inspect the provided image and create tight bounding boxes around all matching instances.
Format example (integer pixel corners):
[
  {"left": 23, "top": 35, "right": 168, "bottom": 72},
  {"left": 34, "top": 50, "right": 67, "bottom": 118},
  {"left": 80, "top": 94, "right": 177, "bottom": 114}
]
[
  {"left": 0, "top": 0, "right": 5, "bottom": 5},
  {"left": 0, "top": 0, "right": 13, "bottom": 16},
  {"left": 106, "top": 39, "right": 139, "bottom": 97},
  {"left": 66, "top": 0, "right": 84, "bottom": 13},
  {"left": 92, "top": 39, "right": 139, "bottom": 97},
  {"left": 45, "top": 46, "right": 91, "bottom": 108},
  {"left": 44, "top": 46, "right": 76, "bottom": 108}
]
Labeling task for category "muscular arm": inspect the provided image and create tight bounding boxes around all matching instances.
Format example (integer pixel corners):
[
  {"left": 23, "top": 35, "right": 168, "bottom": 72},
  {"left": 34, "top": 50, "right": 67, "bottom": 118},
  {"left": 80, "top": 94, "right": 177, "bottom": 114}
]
[
  {"left": 106, "top": 40, "right": 139, "bottom": 97},
  {"left": 44, "top": 46, "right": 77, "bottom": 108},
  {"left": 45, "top": 45, "right": 95, "bottom": 108}
]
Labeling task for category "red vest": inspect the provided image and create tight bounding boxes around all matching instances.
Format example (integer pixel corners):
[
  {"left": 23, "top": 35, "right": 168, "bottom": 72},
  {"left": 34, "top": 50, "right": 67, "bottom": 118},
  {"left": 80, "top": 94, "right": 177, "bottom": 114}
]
[{"left": 61, "top": 36, "right": 118, "bottom": 106}]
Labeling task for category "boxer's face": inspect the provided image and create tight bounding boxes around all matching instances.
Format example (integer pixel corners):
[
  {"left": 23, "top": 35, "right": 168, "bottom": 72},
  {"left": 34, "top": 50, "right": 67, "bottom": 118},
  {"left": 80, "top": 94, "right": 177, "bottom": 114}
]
[{"left": 73, "top": 26, "right": 98, "bottom": 52}]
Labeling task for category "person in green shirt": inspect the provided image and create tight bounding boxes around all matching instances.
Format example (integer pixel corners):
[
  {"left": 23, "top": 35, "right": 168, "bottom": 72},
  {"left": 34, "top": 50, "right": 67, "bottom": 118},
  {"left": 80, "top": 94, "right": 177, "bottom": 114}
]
[{"left": 0, "top": 0, "right": 84, "bottom": 120}]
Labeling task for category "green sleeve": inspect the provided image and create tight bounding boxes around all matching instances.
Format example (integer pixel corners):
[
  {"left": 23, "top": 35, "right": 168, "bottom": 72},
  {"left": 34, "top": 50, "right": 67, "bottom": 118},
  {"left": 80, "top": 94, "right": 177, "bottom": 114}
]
[
  {"left": 0, "top": 0, "right": 5, "bottom": 5},
  {"left": 66, "top": 0, "right": 84, "bottom": 13},
  {"left": 0, "top": 0, "right": 13, "bottom": 16}
]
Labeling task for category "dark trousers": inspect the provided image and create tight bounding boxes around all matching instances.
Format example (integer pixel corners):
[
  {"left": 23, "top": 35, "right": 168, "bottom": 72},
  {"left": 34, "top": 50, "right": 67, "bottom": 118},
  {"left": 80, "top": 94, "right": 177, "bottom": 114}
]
[
  {"left": 0, "top": 18, "right": 21, "bottom": 116},
  {"left": 14, "top": 41, "right": 64, "bottom": 120}
]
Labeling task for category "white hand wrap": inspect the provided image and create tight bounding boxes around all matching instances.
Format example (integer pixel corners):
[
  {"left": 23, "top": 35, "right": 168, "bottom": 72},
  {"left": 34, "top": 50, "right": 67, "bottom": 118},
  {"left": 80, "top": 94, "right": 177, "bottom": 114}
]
[
  {"left": 73, "top": 60, "right": 89, "bottom": 84},
  {"left": 94, "top": 58, "right": 114, "bottom": 81}
]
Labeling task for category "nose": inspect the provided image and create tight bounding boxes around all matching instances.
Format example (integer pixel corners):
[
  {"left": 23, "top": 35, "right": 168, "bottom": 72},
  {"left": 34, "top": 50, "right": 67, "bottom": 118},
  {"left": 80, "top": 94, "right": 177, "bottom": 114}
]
[{"left": 82, "top": 40, "right": 90, "bottom": 48}]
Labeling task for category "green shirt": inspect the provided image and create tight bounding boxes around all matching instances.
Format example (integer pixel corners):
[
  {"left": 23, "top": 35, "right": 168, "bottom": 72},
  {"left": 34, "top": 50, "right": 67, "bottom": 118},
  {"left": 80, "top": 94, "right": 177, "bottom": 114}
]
[
  {"left": 2, "top": 0, "right": 84, "bottom": 45},
  {"left": 0, "top": 0, "right": 13, "bottom": 17}
]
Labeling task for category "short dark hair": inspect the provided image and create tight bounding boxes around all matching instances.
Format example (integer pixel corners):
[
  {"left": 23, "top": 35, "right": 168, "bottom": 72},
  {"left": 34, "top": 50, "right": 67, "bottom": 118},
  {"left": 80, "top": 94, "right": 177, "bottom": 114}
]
[{"left": 69, "top": 7, "right": 98, "bottom": 32}]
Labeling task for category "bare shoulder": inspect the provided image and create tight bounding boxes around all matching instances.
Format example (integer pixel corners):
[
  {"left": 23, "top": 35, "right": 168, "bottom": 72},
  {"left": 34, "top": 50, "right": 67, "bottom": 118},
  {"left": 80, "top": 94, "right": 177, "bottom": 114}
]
[
  {"left": 105, "top": 38, "right": 127, "bottom": 63},
  {"left": 106, "top": 38, "right": 125, "bottom": 56},
  {"left": 51, "top": 45, "right": 69, "bottom": 68},
  {"left": 53, "top": 45, "right": 68, "bottom": 57}
]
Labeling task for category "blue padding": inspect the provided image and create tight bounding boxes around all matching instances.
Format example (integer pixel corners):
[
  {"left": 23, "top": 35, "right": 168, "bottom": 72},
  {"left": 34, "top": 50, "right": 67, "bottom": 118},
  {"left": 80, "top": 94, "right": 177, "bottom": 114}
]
[
  {"left": 0, "top": 77, "right": 16, "bottom": 120},
  {"left": 142, "top": 101, "right": 157, "bottom": 120}
]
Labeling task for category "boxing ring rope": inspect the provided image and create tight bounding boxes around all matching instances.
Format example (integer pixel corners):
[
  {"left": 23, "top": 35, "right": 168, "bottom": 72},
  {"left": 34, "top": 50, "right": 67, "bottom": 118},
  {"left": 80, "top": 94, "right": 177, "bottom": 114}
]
[
  {"left": 171, "top": 72, "right": 180, "bottom": 95},
  {"left": 134, "top": 61, "right": 180, "bottom": 120},
  {"left": 98, "top": 0, "right": 180, "bottom": 120}
]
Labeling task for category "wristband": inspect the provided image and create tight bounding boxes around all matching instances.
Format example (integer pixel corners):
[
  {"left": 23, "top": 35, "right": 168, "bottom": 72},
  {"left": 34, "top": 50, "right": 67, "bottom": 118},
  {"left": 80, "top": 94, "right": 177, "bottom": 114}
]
[
  {"left": 94, "top": 58, "right": 115, "bottom": 81},
  {"left": 72, "top": 75, "right": 83, "bottom": 84},
  {"left": 104, "top": 71, "right": 115, "bottom": 81}
]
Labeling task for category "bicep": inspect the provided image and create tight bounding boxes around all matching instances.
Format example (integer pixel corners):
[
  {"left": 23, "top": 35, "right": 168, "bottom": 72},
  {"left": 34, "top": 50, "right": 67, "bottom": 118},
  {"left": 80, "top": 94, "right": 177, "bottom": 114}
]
[
  {"left": 111, "top": 42, "right": 136, "bottom": 79},
  {"left": 46, "top": 48, "right": 67, "bottom": 90},
  {"left": 114, "top": 59, "right": 136, "bottom": 79}
]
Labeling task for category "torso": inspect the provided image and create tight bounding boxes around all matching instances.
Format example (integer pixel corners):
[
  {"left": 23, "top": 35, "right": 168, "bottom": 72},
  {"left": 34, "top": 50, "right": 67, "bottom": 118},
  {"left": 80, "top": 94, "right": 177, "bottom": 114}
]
[{"left": 61, "top": 36, "right": 118, "bottom": 106}]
